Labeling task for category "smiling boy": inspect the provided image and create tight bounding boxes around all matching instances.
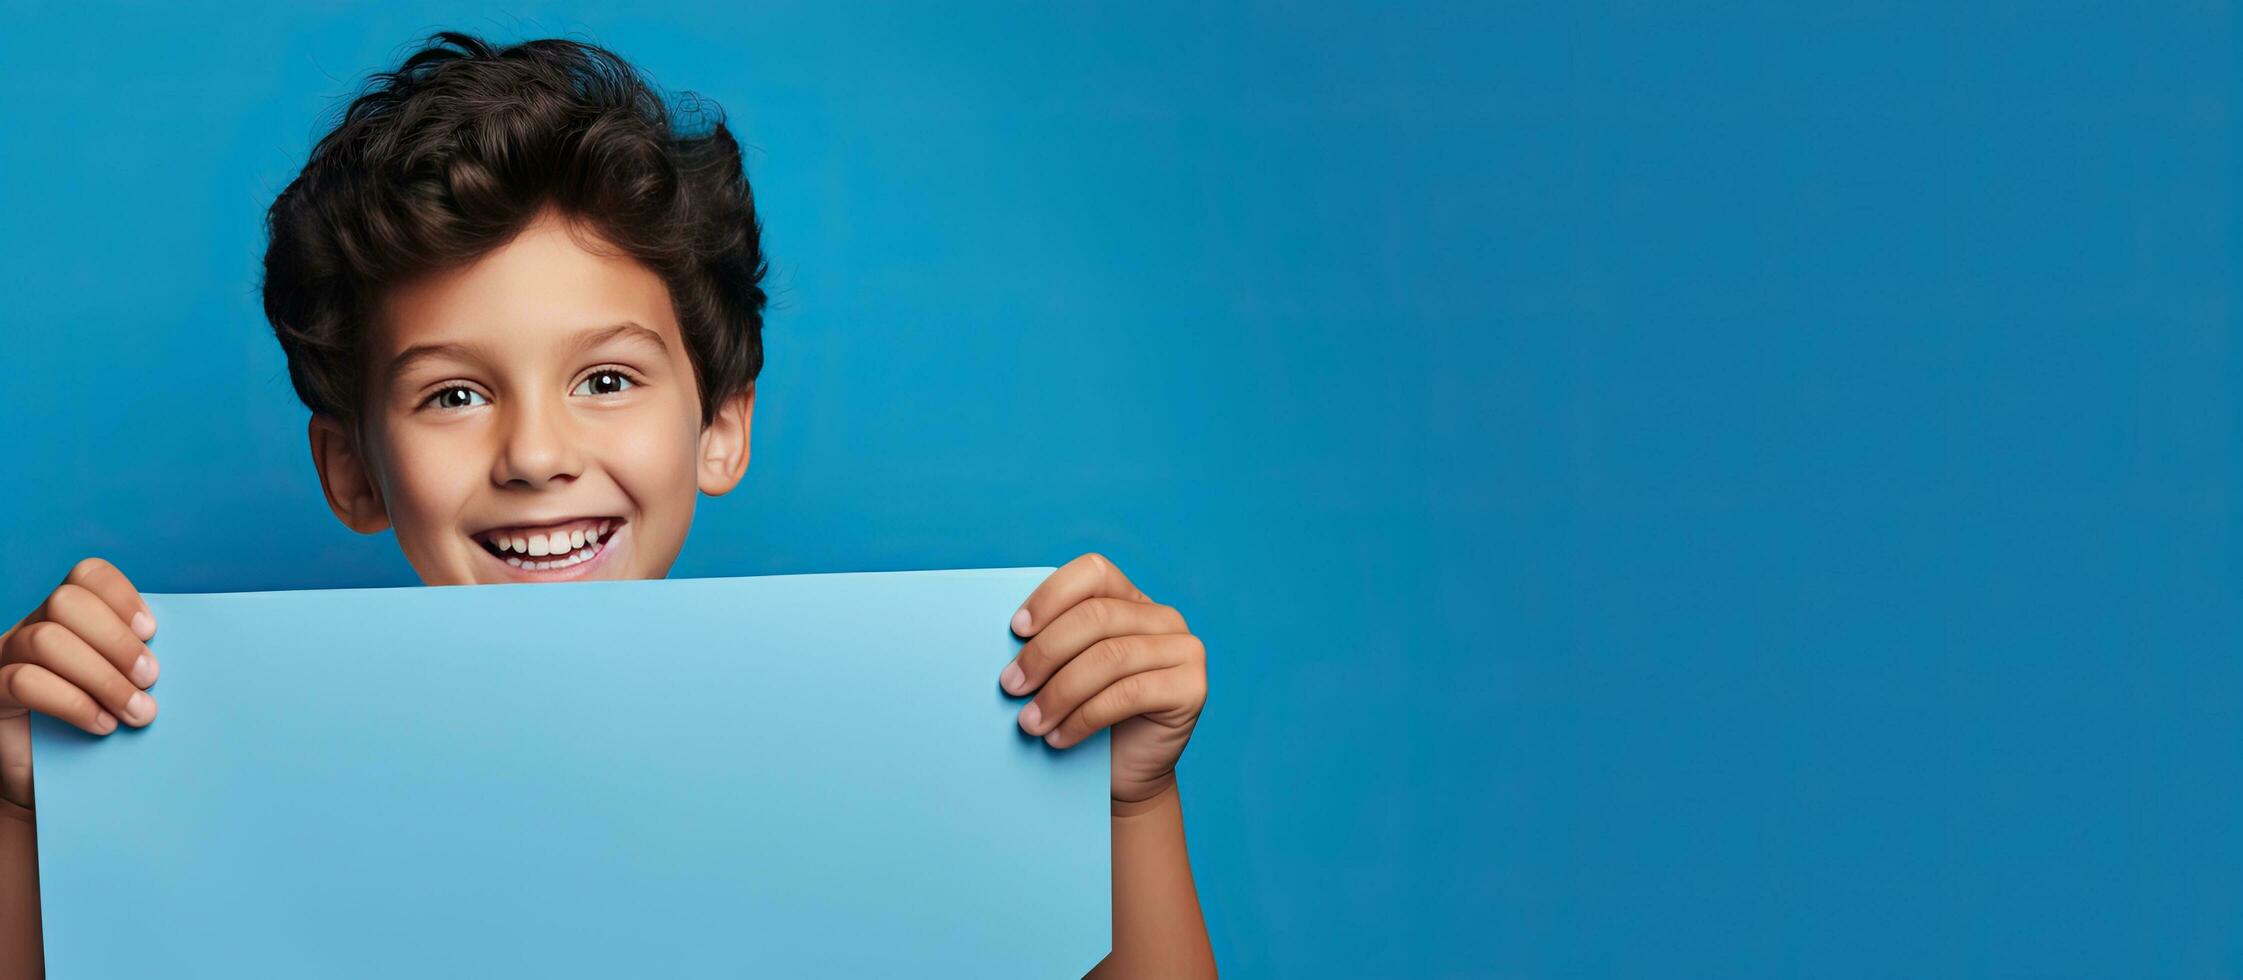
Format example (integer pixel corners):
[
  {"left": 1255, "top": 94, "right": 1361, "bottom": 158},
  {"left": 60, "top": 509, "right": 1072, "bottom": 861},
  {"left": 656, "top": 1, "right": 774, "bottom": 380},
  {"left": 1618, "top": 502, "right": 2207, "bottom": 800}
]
[{"left": 0, "top": 33, "right": 1214, "bottom": 976}]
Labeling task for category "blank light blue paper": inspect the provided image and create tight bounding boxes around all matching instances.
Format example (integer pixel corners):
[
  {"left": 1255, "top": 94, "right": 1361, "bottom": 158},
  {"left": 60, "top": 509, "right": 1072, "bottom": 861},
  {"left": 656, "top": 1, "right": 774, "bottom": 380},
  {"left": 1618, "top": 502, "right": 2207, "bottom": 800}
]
[{"left": 30, "top": 568, "right": 1108, "bottom": 978}]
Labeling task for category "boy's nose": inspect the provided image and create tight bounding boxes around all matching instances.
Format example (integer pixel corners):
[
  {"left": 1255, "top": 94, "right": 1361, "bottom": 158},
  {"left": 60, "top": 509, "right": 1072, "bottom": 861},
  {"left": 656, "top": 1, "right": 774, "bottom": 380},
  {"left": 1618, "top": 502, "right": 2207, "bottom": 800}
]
[{"left": 492, "top": 399, "right": 583, "bottom": 487}]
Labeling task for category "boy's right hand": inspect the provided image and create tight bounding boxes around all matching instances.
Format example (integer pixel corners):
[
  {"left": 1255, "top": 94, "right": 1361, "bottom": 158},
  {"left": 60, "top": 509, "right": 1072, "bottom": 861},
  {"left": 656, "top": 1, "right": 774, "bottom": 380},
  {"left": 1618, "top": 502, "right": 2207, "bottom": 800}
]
[{"left": 0, "top": 559, "right": 161, "bottom": 809}]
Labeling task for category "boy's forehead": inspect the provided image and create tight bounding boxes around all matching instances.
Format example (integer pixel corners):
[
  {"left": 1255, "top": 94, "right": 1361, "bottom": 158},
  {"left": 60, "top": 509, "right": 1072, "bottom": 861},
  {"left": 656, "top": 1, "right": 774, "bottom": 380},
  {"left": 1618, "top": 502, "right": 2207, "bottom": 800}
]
[{"left": 375, "top": 213, "right": 679, "bottom": 359}]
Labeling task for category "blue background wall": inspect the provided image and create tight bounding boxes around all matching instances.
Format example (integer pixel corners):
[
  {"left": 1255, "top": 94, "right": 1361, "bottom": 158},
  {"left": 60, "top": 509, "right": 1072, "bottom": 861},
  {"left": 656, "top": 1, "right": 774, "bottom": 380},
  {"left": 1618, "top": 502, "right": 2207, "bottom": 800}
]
[{"left": 2, "top": 2, "right": 2238, "bottom": 975}]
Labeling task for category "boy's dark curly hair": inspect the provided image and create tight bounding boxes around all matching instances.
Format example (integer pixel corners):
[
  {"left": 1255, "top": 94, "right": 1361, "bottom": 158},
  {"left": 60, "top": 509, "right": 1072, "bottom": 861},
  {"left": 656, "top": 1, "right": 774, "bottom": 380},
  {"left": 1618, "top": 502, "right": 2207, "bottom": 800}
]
[{"left": 260, "top": 31, "right": 766, "bottom": 431}]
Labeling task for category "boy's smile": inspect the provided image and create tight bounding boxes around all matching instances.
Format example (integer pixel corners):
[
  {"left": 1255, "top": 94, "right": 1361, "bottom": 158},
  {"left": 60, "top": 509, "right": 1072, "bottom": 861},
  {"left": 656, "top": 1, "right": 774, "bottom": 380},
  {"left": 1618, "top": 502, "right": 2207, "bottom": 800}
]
[
  {"left": 305, "top": 207, "right": 754, "bottom": 586},
  {"left": 471, "top": 516, "right": 624, "bottom": 580}
]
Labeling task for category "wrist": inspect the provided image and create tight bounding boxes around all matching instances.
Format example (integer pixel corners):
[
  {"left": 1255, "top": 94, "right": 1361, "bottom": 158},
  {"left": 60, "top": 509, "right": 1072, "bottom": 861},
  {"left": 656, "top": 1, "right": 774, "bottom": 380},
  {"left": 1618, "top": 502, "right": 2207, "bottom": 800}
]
[{"left": 1110, "top": 773, "right": 1179, "bottom": 818}]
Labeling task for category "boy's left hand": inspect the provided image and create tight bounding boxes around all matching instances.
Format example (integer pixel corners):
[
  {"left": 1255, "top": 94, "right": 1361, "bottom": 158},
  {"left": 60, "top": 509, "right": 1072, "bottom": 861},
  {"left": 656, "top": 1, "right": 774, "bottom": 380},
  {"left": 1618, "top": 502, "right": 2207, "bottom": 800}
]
[{"left": 1001, "top": 553, "right": 1207, "bottom": 804}]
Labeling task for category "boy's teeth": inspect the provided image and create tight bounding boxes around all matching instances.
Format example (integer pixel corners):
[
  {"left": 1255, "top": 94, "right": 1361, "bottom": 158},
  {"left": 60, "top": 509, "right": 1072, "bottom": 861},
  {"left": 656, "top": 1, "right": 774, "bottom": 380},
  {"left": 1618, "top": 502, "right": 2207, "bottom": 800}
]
[
  {"left": 477, "top": 520, "right": 610, "bottom": 558},
  {"left": 506, "top": 542, "right": 598, "bottom": 572}
]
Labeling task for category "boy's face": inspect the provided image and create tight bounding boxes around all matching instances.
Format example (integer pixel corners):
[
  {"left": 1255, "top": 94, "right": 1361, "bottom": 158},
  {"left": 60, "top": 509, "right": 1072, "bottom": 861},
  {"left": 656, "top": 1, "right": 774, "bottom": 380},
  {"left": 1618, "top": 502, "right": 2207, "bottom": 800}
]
[{"left": 308, "top": 208, "right": 753, "bottom": 586}]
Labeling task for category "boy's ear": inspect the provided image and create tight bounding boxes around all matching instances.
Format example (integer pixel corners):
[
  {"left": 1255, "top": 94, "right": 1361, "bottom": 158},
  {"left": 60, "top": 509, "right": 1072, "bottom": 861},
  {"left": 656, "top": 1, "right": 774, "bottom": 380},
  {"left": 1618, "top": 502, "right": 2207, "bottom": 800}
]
[
  {"left": 697, "top": 386, "right": 755, "bottom": 496},
  {"left": 308, "top": 415, "right": 392, "bottom": 534}
]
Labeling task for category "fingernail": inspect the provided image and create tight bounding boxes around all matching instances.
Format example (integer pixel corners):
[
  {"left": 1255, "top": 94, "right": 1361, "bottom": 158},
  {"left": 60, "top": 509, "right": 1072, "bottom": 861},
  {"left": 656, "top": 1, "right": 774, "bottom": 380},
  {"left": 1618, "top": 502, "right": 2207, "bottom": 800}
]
[
  {"left": 131, "top": 611, "right": 155, "bottom": 641},
  {"left": 1011, "top": 607, "right": 1032, "bottom": 635},
  {"left": 1018, "top": 701, "right": 1043, "bottom": 733},
  {"left": 93, "top": 711, "right": 117, "bottom": 735},
  {"left": 1044, "top": 730, "right": 1064, "bottom": 748},
  {"left": 1000, "top": 662, "right": 1025, "bottom": 694},
  {"left": 123, "top": 691, "right": 155, "bottom": 726},
  {"left": 131, "top": 654, "right": 160, "bottom": 688}
]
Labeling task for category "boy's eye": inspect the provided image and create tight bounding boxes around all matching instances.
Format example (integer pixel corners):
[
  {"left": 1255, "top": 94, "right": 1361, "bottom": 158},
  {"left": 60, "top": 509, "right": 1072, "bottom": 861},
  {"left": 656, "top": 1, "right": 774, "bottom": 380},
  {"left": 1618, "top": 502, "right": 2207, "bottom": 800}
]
[
  {"left": 424, "top": 386, "right": 488, "bottom": 410},
  {"left": 574, "top": 370, "right": 636, "bottom": 397}
]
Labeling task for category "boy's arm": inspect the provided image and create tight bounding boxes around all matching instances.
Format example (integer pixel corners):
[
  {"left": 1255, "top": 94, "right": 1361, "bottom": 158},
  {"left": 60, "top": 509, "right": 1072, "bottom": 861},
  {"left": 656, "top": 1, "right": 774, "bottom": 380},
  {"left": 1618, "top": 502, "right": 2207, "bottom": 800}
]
[
  {"left": 1, "top": 798, "right": 39, "bottom": 977},
  {"left": 1089, "top": 774, "right": 1215, "bottom": 978}
]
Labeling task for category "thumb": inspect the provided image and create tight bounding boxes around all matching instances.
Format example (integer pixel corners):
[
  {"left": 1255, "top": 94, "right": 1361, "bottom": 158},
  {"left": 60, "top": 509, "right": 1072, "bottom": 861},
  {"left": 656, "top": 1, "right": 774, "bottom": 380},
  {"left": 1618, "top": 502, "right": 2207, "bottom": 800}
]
[{"left": 0, "top": 713, "right": 33, "bottom": 810}]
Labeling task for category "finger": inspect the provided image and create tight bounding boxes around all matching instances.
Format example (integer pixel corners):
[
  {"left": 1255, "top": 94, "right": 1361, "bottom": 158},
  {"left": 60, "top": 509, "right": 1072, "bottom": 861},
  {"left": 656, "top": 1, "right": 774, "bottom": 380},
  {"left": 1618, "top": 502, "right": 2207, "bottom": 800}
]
[
  {"left": 0, "top": 663, "right": 119, "bottom": 736},
  {"left": 1011, "top": 553, "right": 1148, "bottom": 639},
  {"left": 1044, "top": 665, "right": 1200, "bottom": 750},
  {"left": 1018, "top": 634, "right": 1199, "bottom": 737},
  {"left": 1004, "top": 598, "right": 1188, "bottom": 695},
  {"left": 40, "top": 583, "right": 158, "bottom": 688},
  {"left": 60, "top": 557, "right": 155, "bottom": 641},
  {"left": 5, "top": 622, "right": 154, "bottom": 727}
]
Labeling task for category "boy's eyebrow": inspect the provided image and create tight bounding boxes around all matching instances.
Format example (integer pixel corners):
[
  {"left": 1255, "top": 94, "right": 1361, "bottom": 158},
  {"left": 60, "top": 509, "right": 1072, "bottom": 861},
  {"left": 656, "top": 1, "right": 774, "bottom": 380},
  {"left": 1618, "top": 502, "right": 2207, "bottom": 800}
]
[
  {"left": 384, "top": 341, "right": 486, "bottom": 385},
  {"left": 570, "top": 321, "right": 669, "bottom": 356},
  {"left": 383, "top": 323, "right": 667, "bottom": 385}
]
